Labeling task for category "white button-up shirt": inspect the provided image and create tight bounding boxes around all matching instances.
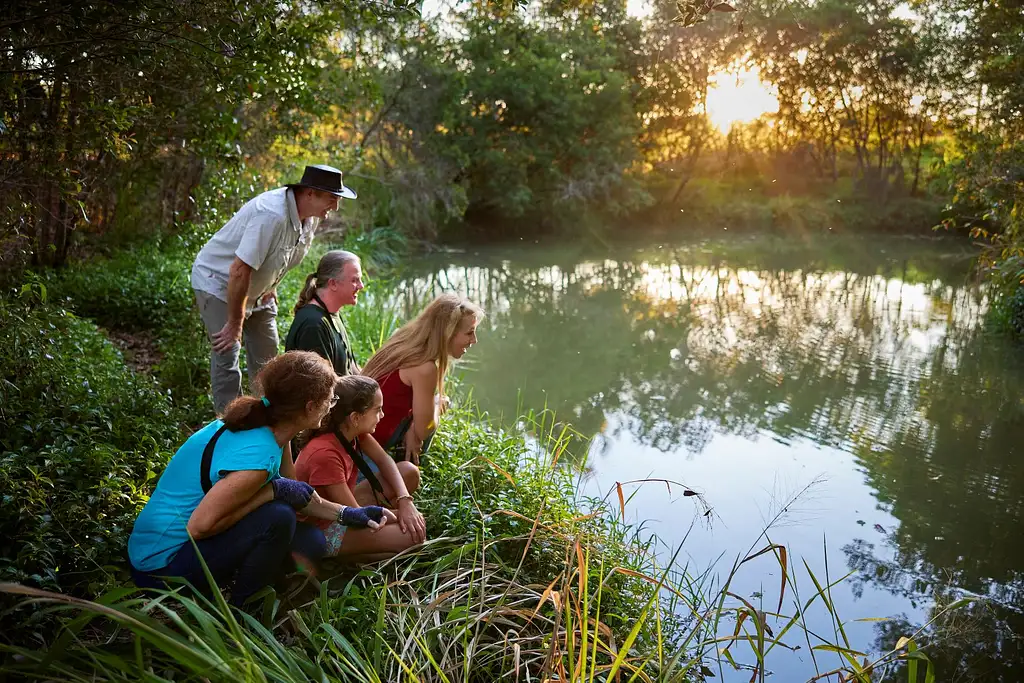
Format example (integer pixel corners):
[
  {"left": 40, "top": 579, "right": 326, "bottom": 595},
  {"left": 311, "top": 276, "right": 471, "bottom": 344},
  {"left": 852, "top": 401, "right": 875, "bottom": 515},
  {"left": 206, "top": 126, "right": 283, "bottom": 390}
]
[{"left": 190, "top": 187, "right": 319, "bottom": 312}]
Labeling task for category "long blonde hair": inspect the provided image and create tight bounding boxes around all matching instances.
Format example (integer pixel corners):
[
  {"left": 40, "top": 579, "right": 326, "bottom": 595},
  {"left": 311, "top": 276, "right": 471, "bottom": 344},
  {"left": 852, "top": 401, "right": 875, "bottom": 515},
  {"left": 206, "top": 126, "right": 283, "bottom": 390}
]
[{"left": 361, "top": 293, "right": 484, "bottom": 399}]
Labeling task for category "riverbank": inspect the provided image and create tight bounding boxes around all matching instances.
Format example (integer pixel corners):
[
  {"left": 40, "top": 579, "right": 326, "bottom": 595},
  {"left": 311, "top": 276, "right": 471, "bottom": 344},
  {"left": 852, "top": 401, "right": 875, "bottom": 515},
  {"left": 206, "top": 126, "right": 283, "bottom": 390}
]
[
  {"left": 1, "top": 232, "right": 962, "bottom": 680},
  {"left": 0, "top": 254, "right": 683, "bottom": 680},
  {"left": 443, "top": 181, "right": 949, "bottom": 244},
  {"left": 640, "top": 192, "right": 945, "bottom": 236}
]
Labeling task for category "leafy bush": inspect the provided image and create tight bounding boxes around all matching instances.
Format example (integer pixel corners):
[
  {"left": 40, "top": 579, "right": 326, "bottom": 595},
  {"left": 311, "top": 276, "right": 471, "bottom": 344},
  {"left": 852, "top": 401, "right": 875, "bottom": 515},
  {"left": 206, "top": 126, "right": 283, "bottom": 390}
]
[
  {"left": 988, "top": 278, "right": 1024, "bottom": 340},
  {"left": 46, "top": 245, "right": 195, "bottom": 332},
  {"left": 641, "top": 181, "right": 944, "bottom": 235},
  {"left": 0, "top": 286, "right": 180, "bottom": 593},
  {"left": 43, "top": 244, "right": 216, "bottom": 424}
]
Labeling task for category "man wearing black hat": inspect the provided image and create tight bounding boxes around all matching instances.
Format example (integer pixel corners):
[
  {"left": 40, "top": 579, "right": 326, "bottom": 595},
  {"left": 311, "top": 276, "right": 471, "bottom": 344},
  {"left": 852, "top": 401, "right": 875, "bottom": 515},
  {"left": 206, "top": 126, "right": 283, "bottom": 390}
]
[{"left": 191, "top": 164, "right": 357, "bottom": 413}]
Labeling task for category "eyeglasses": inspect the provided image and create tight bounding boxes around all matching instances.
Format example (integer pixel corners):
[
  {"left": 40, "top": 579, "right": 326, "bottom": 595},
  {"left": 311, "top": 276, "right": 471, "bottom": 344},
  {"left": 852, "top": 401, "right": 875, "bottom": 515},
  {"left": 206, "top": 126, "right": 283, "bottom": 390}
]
[{"left": 329, "top": 394, "right": 340, "bottom": 409}]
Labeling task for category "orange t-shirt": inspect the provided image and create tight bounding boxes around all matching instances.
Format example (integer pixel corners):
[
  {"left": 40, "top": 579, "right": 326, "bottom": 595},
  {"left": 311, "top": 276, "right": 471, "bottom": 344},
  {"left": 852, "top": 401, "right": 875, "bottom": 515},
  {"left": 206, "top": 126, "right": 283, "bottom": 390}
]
[{"left": 295, "top": 433, "right": 357, "bottom": 530}]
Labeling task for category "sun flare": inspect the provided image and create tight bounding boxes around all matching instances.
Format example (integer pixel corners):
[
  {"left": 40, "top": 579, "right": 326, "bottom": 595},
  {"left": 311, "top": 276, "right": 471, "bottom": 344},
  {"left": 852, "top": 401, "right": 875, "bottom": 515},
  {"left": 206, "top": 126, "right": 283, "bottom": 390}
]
[{"left": 705, "top": 66, "right": 779, "bottom": 133}]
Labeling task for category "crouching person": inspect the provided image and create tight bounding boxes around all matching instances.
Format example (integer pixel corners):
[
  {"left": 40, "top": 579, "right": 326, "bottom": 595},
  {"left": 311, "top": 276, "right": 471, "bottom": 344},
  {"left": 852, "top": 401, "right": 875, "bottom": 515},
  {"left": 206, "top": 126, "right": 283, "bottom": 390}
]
[
  {"left": 295, "top": 375, "right": 426, "bottom": 561},
  {"left": 127, "top": 351, "right": 395, "bottom": 606}
]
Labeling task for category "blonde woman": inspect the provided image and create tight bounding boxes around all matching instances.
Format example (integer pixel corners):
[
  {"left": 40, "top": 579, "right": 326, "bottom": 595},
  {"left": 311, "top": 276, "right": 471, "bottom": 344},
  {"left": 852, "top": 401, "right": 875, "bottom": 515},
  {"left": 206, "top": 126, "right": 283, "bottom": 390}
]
[{"left": 361, "top": 293, "right": 484, "bottom": 463}]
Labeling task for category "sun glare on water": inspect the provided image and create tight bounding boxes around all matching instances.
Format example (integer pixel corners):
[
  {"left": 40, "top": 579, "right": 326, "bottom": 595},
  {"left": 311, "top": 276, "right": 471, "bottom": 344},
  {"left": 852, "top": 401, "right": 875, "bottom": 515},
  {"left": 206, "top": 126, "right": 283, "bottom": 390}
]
[{"left": 705, "top": 66, "right": 779, "bottom": 133}]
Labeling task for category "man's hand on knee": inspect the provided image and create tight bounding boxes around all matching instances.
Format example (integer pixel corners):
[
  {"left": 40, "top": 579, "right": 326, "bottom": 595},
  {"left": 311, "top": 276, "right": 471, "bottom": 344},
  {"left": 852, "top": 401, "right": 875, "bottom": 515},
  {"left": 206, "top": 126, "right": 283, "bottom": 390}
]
[{"left": 213, "top": 319, "right": 244, "bottom": 353}]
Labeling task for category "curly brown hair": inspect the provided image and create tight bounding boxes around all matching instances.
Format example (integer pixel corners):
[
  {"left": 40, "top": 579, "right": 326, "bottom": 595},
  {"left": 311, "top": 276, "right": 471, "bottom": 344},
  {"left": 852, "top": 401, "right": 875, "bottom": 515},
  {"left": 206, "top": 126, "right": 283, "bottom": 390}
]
[{"left": 221, "top": 351, "right": 336, "bottom": 431}]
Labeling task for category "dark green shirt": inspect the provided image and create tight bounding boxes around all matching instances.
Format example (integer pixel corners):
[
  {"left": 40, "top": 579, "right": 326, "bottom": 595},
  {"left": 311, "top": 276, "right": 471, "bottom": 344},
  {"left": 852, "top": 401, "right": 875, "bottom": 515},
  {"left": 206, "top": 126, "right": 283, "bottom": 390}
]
[{"left": 284, "top": 303, "right": 359, "bottom": 376}]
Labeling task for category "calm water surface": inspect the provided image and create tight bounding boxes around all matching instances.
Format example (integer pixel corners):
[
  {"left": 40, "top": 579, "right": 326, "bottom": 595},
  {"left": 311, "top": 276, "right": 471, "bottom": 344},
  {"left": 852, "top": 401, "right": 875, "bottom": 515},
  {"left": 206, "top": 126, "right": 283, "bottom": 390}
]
[{"left": 390, "top": 234, "right": 1024, "bottom": 681}]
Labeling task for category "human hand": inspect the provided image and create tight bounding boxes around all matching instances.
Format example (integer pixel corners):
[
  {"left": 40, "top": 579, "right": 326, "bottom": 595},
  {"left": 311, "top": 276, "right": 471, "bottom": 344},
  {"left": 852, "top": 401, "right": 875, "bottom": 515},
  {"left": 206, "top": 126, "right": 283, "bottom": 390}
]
[
  {"left": 259, "top": 290, "right": 277, "bottom": 307},
  {"left": 403, "top": 428, "right": 422, "bottom": 465},
  {"left": 271, "top": 478, "right": 315, "bottom": 509},
  {"left": 212, "top": 319, "right": 243, "bottom": 353},
  {"left": 397, "top": 498, "right": 426, "bottom": 544},
  {"left": 340, "top": 505, "right": 397, "bottom": 531}
]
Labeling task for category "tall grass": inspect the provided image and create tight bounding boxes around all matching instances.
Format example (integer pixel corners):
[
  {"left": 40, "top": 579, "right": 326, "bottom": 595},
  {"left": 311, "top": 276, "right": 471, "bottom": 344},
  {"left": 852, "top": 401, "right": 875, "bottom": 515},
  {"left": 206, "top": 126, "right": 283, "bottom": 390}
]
[{"left": 0, "top": 405, "right": 971, "bottom": 681}]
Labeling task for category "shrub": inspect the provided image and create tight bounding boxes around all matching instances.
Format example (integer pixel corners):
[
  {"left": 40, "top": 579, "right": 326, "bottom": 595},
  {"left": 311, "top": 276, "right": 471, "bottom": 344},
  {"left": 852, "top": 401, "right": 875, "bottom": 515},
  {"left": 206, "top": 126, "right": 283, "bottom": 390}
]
[
  {"left": 46, "top": 245, "right": 195, "bottom": 332},
  {"left": 0, "top": 285, "right": 180, "bottom": 594}
]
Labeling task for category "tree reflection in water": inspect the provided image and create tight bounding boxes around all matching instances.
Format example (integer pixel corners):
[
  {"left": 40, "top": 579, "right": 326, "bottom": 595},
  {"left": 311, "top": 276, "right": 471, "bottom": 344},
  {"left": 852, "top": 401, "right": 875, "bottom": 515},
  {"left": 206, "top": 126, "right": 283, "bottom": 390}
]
[{"left": 387, "top": 236, "right": 1023, "bottom": 679}]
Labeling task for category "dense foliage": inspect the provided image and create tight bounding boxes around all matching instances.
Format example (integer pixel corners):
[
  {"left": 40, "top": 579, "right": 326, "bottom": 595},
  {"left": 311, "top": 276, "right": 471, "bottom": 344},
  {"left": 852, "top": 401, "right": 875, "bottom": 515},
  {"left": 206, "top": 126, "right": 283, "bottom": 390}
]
[
  {"left": 0, "top": 0, "right": 385, "bottom": 266},
  {"left": 0, "top": 285, "right": 180, "bottom": 592},
  {"left": 5, "top": 0, "right": 1002, "bottom": 269}
]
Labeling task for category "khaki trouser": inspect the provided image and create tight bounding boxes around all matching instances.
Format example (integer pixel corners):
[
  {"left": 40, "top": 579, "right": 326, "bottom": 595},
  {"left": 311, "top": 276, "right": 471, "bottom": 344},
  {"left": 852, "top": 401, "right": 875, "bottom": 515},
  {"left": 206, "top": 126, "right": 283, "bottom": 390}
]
[{"left": 195, "top": 290, "right": 279, "bottom": 414}]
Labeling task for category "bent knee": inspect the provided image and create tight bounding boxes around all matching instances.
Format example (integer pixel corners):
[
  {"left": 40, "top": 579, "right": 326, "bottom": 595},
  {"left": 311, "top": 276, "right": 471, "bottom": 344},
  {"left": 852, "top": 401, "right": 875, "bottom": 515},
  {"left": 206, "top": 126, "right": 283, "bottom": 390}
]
[
  {"left": 260, "top": 500, "right": 298, "bottom": 535},
  {"left": 384, "top": 525, "right": 422, "bottom": 553},
  {"left": 211, "top": 346, "right": 241, "bottom": 366},
  {"left": 397, "top": 460, "right": 421, "bottom": 493}
]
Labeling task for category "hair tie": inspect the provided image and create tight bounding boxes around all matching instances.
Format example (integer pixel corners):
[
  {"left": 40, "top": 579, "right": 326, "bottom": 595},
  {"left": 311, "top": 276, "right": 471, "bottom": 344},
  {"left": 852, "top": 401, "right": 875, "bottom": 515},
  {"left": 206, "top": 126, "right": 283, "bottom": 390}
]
[{"left": 261, "top": 397, "right": 270, "bottom": 407}]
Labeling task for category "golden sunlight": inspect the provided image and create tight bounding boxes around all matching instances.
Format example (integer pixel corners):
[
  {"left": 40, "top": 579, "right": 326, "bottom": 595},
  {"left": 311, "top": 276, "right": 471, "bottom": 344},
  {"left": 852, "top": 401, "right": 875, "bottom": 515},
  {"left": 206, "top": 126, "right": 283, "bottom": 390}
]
[{"left": 704, "top": 66, "right": 779, "bottom": 133}]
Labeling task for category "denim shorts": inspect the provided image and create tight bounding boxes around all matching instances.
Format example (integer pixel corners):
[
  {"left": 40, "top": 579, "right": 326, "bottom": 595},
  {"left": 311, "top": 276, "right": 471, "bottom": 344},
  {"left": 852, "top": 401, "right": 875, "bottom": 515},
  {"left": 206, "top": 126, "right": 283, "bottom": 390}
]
[{"left": 324, "top": 522, "right": 348, "bottom": 555}]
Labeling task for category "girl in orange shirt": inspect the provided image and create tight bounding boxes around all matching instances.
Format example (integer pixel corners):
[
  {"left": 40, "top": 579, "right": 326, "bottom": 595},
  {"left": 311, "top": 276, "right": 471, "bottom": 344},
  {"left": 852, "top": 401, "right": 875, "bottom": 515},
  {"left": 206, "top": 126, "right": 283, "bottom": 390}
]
[{"left": 295, "top": 375, "right": 425, "bottom": 560}]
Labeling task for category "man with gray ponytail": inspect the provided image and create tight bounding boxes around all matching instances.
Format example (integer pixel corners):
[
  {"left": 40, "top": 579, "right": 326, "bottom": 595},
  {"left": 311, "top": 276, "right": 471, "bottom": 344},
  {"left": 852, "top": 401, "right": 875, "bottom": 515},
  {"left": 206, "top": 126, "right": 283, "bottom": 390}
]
[
  {"left": 191, "top": 165, "right": 357, "bottom": 413},
  {"left": 285, "top": 250, "right": 364, "bottom": 376}
]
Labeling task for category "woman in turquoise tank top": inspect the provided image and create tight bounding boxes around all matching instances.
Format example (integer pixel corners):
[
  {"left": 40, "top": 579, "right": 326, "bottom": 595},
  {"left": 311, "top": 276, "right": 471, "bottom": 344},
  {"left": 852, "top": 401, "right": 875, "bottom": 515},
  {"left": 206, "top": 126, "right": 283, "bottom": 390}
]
[{"left": 128, "top": 351, "right": 396, "bottom": 606}]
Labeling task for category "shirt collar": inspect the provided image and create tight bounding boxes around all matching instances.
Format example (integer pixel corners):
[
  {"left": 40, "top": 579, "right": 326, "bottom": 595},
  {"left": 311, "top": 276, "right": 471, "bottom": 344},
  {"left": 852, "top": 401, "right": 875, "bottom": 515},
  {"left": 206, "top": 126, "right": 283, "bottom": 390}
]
[{"left": 285, "top": 188, "right": 302, "bottom": 233}]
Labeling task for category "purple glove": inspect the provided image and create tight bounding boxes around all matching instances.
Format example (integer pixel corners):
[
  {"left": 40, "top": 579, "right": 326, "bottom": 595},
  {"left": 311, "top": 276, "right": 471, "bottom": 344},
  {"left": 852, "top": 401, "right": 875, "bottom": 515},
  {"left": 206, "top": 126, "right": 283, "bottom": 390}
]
[
  {"left": 340, "top": 505, "right": 385, "bottom": 528},
  {"left": 271, "top": 478, "right": 314, "bottom": 509}
]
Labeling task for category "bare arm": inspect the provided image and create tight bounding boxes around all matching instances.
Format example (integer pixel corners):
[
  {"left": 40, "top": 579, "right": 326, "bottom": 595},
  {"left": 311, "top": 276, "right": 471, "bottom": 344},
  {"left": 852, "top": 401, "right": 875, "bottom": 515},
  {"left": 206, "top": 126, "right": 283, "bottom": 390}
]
[
  {"left": 361, "top": 434, "right": 426, "bottom": 543},
  {"left": 300, "top": 491, "right": 344, "bottom": 520},
  {"left": 404, "top": 363, "right": 440, "bottom": 444},
  {"left": 187, "top": 470, "right": 272, "bottom": 540},
  {"left": 212, "top": 257, "right": 252, "bottom": 353},
  {"left": 280, "top": 441, "right": 296, "bottom": 480},
  {"left": 316, "top": 482, "right": 360, "bottom": 508}
]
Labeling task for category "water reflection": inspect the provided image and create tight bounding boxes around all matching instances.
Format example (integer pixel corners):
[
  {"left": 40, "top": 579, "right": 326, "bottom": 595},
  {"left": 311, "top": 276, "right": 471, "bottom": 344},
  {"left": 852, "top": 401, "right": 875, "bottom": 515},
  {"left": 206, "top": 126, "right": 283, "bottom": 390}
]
[{"left": 389, "top": 235, "right": 1024, "bottom": 679}]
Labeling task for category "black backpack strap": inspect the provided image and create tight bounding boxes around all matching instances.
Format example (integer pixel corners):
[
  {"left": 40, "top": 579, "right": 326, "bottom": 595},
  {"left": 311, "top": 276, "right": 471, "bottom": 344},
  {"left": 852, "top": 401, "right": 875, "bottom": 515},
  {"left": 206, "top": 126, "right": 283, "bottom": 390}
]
[
  {"left": 384, "top": 414, "right": 414, "bottom": 461},
  {"left": 340, "top": 435, "right": 392, "bottom": 507},
  {"left": 200, "top": 424, "right": 230, "bottom": 493}
]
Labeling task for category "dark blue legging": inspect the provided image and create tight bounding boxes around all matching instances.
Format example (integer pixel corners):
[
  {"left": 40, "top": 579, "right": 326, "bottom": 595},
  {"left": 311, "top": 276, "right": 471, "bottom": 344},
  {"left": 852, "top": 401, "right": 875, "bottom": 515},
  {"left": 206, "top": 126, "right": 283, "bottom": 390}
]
[{"left": 131, "top": 500, "right": 327, "bottom": 606}]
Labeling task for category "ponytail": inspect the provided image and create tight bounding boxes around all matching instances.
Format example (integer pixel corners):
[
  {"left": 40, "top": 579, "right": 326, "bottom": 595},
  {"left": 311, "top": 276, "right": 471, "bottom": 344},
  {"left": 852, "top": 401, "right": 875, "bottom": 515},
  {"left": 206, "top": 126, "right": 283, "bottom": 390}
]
[
  {"left": 293, "top": 272, "right": 319, "bottom": 315},
  {"left": 222, "top": 395, "right": 273, "bottom": 431},
  {"left": 292, "top": 250, "right": 361, "bottom": 315},
  {"left": 220, "top": 351, "right": 336, "bottom": 431}
]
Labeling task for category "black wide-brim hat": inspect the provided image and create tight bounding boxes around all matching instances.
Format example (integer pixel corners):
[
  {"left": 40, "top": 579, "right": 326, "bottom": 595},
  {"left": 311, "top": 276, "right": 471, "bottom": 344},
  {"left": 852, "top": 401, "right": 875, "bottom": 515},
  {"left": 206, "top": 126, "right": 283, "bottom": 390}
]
[{"left": 286, "top": 164, "right": 357, "bottom": 199}]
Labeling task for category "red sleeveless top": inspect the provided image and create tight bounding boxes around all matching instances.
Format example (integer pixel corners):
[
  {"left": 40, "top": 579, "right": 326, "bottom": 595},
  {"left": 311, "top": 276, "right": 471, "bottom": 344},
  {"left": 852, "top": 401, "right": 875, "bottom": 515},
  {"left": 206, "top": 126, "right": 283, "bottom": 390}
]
[{"left": 372, "top": 370, "right": 414, "bottom": 447}]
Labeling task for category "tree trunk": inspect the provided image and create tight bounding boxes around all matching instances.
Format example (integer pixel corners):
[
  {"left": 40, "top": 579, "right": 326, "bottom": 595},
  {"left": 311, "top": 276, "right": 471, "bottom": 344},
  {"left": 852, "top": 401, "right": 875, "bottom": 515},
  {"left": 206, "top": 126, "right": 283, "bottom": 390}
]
[
  {"left": 34, "top": 71, "right": 64, "bottom": 267},
  {"left": 665, "top": 133, "right": 704, "bottom": 206},
  {"left": 910, "top": 116, "right": 926, "bottom": 196},
  {"left": 53, "top": 79, "right": 82, "bottom": 267}
]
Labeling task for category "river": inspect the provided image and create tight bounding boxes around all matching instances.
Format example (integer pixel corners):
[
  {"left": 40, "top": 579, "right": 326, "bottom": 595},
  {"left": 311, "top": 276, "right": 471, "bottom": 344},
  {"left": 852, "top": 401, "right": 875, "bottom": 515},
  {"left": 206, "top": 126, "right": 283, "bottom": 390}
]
[{"left": 390, "top": 233, "right": 1024, "bottom": 681}]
